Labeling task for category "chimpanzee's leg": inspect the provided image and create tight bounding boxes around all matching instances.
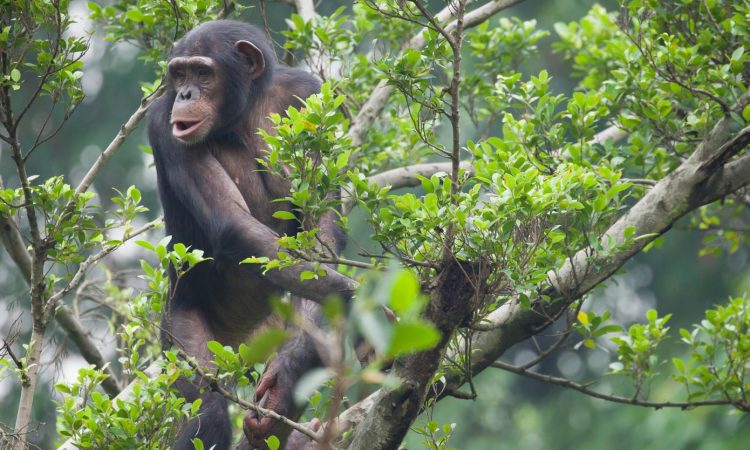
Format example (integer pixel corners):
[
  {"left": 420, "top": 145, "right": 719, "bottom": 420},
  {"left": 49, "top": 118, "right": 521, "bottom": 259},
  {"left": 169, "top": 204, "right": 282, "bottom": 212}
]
[{"left": 167, "top": 307, "right": 233, "bottom": 450}]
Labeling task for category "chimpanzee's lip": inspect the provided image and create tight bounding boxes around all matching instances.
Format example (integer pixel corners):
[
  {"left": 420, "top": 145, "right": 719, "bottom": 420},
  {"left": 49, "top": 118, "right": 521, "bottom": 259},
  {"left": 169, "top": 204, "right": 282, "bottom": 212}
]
[{"left": 171, "top": 118, "right": 206, "bottom": 139}]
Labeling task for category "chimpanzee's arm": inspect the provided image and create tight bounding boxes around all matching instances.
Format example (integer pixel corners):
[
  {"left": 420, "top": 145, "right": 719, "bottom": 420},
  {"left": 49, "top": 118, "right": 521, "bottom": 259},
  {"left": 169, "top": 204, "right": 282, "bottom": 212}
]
[
  {"left": 161, "top": 147, "right": 356, "bottom": 303},
  {"left": 242, "top": 194, "right": 345, "bottom": 447}
]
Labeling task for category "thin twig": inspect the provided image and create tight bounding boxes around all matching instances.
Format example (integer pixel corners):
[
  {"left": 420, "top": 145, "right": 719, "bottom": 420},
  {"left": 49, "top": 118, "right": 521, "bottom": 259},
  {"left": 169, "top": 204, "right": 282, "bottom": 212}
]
[
  {"left": 74, "top": 87, "right": 164, "bottom": 197},
  {"left": 492, "top": 361, "right": 747, "bottom": 411},
  {"left": 46, "top": 219, "right": 162, "bottom": 313}
]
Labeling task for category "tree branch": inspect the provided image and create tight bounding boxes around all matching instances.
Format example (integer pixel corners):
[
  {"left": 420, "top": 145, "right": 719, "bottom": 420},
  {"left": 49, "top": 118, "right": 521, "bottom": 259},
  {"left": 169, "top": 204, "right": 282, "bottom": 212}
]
[
  {"left": 491, "top": 361, "right": 744, "bottom": 410},
  {"left": 345, "top": 124, "right": 626, "bottom": 212},
  {"left": 0, "top": 181, "right": 31, "bottom": 281},
  {"left": 370, "top": 161, "right": 474, "bottom": 189},
  {"left": 74, "top": 87, "right": 163, "bottom": 197},
  {"left": 1, "top": 88, "right": 164, "bottom": 397}
]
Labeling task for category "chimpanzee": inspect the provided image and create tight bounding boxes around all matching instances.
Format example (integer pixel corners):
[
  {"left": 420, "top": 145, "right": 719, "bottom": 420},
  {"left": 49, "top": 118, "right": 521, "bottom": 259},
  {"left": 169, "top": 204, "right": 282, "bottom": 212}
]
[{"left": 148, "top": 20, "right": 355, "bottom": 449}]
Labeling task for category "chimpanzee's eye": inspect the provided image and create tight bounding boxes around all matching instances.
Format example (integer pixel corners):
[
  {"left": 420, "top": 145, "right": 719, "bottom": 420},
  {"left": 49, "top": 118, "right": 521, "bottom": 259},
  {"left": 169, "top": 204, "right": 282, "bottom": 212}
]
[
  {"left": 171, "top": 69, "right": 186, "bottom": 84},
  {"left": 197, "top": 67, "right": 212, "bottom": 83}
]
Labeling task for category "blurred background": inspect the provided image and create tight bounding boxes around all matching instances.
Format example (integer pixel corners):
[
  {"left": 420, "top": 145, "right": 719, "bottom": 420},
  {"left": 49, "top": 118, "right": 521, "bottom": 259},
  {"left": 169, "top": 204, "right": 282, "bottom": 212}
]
[{"left": 1, "top": 0, "right": 748, "bottom": 448}]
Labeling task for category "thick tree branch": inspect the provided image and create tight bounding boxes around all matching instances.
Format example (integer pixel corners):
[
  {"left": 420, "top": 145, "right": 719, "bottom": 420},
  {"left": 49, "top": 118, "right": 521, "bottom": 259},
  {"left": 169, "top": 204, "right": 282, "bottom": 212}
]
[
  {"left": 360, "top": 124, "right": 626, "bottom": 193},
  {"left": 369, "top": 161, "right": 474, "bottom": 190},
  {"left": 8, "top": 85, "right": 49, "bottom": 448},
  {"left": 54, "top": 306, "right": 121, "bottom": 395},
  {"left": 292, "top": 0, "right": 315, "bottom": 19},
  {"left": 0, "top": 178, "right": 31, "bottom": 281}
]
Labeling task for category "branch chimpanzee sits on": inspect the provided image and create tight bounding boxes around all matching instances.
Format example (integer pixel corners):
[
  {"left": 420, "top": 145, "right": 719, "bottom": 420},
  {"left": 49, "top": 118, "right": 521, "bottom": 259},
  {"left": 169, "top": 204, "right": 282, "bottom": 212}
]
[{"left": 148, "top": 20, "right": 355, "bottom": 449}]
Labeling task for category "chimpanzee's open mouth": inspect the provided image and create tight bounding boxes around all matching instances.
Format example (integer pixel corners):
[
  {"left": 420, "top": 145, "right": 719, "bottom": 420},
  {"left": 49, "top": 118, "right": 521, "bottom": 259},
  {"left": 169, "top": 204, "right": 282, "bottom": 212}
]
[{"left": 172, "top": 119, "right": 205, "bottom": 139}]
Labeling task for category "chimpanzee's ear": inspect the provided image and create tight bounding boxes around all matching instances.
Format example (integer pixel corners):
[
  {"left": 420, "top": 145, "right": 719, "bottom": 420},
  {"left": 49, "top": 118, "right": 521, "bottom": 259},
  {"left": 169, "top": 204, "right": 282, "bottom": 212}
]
[{"left": 235, "top": 40, "right": 266, "bottom": 79}]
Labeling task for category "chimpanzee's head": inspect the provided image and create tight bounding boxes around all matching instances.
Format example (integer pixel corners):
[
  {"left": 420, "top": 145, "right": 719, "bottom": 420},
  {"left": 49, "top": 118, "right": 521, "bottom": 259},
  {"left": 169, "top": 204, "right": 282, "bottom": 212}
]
[{"left": 166, "top": 20, "right": 276, "bottom": 144}]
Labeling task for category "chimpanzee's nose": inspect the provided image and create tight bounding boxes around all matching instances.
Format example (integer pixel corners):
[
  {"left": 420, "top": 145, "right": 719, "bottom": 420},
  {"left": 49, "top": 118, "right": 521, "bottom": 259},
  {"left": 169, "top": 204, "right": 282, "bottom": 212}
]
[{"left": 177, "top": 86, "right": 198, "bottom": 102}]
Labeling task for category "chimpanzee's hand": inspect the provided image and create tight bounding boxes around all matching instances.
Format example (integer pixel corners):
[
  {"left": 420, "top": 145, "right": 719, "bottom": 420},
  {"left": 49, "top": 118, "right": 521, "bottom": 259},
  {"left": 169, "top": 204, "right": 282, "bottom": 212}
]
[{"left": 244, "top": 357, "right": 296, "bottom": 448}]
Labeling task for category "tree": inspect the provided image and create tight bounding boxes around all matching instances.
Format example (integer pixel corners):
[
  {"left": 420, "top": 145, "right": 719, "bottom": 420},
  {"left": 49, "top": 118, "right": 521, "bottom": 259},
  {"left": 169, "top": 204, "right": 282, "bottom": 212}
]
[{"left": 1, "top": 0, "right": 749, "bottom": 449}]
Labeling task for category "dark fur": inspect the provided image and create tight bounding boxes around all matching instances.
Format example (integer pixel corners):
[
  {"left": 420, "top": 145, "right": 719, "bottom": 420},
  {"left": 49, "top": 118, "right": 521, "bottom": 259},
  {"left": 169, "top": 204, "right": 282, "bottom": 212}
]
[{"left": 149, "top": 20, "right": 349, "bottom": 450}]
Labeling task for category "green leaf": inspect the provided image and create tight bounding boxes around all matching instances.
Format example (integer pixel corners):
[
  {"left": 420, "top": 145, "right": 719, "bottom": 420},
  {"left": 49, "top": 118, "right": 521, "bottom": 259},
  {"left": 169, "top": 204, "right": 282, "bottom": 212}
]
[
  {"left": 548, "top": 230, "right": 565, "bottom": 244},
  {"left": 743, "top": 104, "right": 750, "bottom": 123},
  {"left": 553, "top": 22, "right": 569, "bottom": 38},
  {"left": 272, "top": 210, "right": 297, "bottom": 220},
  {"left": 239, "top": 329, "right": 290, "bottom": 366},
  {"left": 266, "top": 435, "right": 280, "bottom": 450},
  {"left": 207, "top": 341, "right": 226, "bottom": 357},
  {"left": 390, "top": 270, "right": 420, "bottom": 315},
  {"left": 173, "top": 243, "right": 187, "bottom": 257},
  {"left": 10, "top": 68, "right": 20, "bottom": 82},
  {"left": 300, "top": 271, "right": 316, "bottom": 281},
  {"left": 418, "top": 175, "right": 433, "bottom": 193},
  {"left": 135, "top": 240, "right": 154, "bottom": 251},
  {"left": 593, "top": 195, "right": 606, "bottom": 211},
  {"left": 127, "top": 186, "right": 141, "bottom": 203},
  {"left": 606, "top": 182, "right": 631, "bottom": 199},
  {"left": 387, "top": 321, "right": 440, "bottom": 357},
  {"left": 594, "top": 324, "right": 624, "bottom": 336},
  {"left": 126, "top": 8, "right": 143, "bottom": 22},
  {"left": 731, "top": 47, "right": 745, "bottom": 63}
]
